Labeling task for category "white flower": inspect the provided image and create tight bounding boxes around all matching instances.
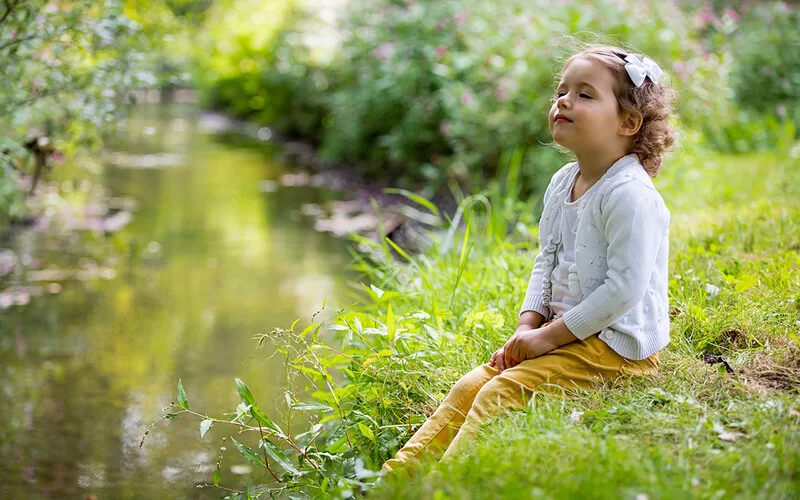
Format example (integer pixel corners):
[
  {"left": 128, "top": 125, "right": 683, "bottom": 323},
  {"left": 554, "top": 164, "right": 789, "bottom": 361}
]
[{"left": 568, "top": 409, "right": 584, "bottom": 424}]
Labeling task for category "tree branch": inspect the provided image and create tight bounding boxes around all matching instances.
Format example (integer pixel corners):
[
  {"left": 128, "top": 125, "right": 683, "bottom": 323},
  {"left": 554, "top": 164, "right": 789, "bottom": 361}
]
[
  {"left": 0, "top": 33, "right": 36, "bottom": 52},
  {"left": 0, "top": 0, "right": 23, "bottom": 29}
]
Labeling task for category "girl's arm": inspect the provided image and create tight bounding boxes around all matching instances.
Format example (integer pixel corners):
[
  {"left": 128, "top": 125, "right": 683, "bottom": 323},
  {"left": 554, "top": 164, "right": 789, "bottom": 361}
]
[
  {"left": 517, "top": 310, "right": 546, "bottom": 331},
  {"left": 517, "top": 165, "right": 574, "bottom": 322},
  {"left": 504, "top": 317, "right": 577, "bottom": 367},
  {"left": 504, "top": 181, "right": 669, "bottom": 367}
]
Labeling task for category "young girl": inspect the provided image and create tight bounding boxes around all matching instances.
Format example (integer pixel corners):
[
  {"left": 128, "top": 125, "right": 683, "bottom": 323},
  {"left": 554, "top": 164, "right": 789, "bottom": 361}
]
[{"left": 381, "top": 44, "right": 676, "bottom": 476}]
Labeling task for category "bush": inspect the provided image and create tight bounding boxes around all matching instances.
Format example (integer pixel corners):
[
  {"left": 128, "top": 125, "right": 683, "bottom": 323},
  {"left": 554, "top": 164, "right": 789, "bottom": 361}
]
[
  {"left": 197, "top": 0, "right": 735, "bottom": 191},
  {"left": 0, "top": 0, "right": 150, "bottom": 222},
  {"left": 194, "top": 0, "right": 330, "bottom": 140},
  {"left": 729, "top": 2, "right": 799, "bottom": 123},
  {"left": 683, "top": 1, "right": 799, "bottom": 152},
  {"left": 321, "top": 0, "right": 732, "bottom": 187}
]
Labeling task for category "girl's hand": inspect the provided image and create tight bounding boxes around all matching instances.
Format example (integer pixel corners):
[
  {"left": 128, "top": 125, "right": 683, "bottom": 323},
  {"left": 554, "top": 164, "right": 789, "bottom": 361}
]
[
  {"left": 488, "top": 347, "right": 507, "bottom": 372},
  {"left": 488, "top": 346, "right": 524, "bottom": 373},
  {"left": 503, "top": 328, "right": 546, "bottom": 369}
]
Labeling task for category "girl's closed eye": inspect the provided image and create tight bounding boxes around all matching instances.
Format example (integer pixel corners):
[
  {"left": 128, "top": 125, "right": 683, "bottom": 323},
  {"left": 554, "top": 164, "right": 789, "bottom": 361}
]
[{"left": 553, "top": 91, "right": 593, "bottom": 99}]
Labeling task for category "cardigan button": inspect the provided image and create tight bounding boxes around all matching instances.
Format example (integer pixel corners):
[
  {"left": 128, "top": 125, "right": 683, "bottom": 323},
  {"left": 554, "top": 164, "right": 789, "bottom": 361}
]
[{"left": 604, "top": 331, "right": 615, "bottom": 339}]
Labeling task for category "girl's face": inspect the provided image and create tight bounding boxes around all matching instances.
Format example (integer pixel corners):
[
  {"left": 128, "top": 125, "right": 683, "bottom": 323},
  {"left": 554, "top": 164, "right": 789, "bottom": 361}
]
[{"left": 549, "top": 57, "right": 626, "bottom": 156}]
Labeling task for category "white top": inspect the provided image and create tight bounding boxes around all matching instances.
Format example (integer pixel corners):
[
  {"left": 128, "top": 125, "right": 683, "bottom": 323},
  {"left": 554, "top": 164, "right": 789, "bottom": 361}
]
[
  {"left": 519, "top": 154, "right": 671, "bottom": 360},
  {"left": 549, "top": 173, "right": 585, "bottom": 319}
]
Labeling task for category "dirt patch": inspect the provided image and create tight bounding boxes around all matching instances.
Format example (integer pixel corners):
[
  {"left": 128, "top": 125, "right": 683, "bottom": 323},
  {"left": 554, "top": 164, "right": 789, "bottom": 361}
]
[{"left": 740, "top": 341, "right": 800, "bottom": 393}]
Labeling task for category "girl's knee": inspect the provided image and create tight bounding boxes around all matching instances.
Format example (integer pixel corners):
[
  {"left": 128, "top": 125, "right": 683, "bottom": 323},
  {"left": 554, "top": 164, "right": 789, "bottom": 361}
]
[
  {"left": 471, "top": 375, "right": 529, "bottom": 412},
  {"left": 445, "top": 364, "right": 495, "bottom": 403}
]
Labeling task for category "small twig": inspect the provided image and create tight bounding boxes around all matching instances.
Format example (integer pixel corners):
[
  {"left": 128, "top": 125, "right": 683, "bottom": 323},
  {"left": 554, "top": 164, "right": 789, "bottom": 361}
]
[
  {"left": 304, "top": 426, "right": 326, "bottom": 454},
  {"left": 0, "top": 33, "right": 36, "bottom": 52},
  {"left": 156, "top": 406, "right": 322, "bottom": 471},
  {"left": 378, "top": 423, "right": 420, "bottom": 430},
  {"left": 258, "top": 424, "right": 282, "bottom": 482},
  {"left": 703, "top": 353, "right": 735, "bottom": 374},
  {"left": 0, "top": 0, "right": 22, "bottom": 28},
  {"left": 342, "top": 317, "right": 379, "bottom": 355},
  {"left": 198, "top": 483, "right": 245, "bottom": 494},
  {"left": 314, "top": 344, "right": 365, "bottom": 368},
  {"left": 292, "top": 331, "right": 353, "bottom": 448}
]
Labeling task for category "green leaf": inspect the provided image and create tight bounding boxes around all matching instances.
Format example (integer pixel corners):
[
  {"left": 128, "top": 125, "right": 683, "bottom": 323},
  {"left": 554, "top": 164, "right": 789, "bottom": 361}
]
[
  {"left": 177, "top": 379, "right": 189, "bottom": 410},
  {"left": 231, "top": 437, "right": 265, "bottom": 468},
  {"left": 386, "top": 236, "right": 413, "bottom": 262},
  {"left": 370, "top": 284, "right": 384, "bottom": 299},
  {"left": 200, "top": 419, "right": 212, "bottom": 439},
  {"left": 383, "top": 188, "right": 440, "bottom": 217},
  {"left": 235, "top": 378, "right": 257, "bottom": 407},
  {"left": 262, "top": 438, "right": 299, "bottom": 475},
  {"left": 213, "top": 468, "right": 220, "bottom": 486},
  {"left": 291, "top": 401, "right": 332, "bottom": 412},
  {"left": 251, "top": 406, "right": 284, "bottom": 436},
  {"left": 327, "top": 434, "right": 350, "bottom": 454},
  {"left": 300, "top": 322, "right": 320, "bottom": 337},
  {"left": 235, "top": 378, "right": 284, "bottom": 436},
  {"left": 386, "top": 304, "right": 396, "bottom": 342},
  {"left": 358, "top": 423, "right": 375, "bottom": 441}
]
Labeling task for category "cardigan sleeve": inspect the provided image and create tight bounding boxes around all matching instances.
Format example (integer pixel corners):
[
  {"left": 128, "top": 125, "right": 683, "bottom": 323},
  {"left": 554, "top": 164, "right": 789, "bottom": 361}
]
[
  {"left": 561, "top": 180, "right": 670, "bottom": 339},
  {"left": 518, "top": 163, "right": 575, "bottom": 318}
]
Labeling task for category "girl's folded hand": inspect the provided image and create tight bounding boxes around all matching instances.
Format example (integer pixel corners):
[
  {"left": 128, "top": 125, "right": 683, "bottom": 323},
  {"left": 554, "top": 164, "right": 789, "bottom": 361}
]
[
  {"left": 488, "top": 345, "right": 524, "bottom": 374},
  {"left": 502, "top": 328, "right": 544, "bottom": 369}
]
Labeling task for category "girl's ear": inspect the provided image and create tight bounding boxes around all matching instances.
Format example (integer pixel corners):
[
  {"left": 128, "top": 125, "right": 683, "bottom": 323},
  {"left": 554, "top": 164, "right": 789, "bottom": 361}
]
[{"left": 618, "top": 111, "right": 643, "bottom": 137}]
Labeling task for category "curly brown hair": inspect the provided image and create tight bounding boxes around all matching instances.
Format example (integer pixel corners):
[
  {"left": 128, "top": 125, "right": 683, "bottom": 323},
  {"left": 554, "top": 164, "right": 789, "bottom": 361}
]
[{"left": 560, "top": 44, "right": 678, "bottom": 177}]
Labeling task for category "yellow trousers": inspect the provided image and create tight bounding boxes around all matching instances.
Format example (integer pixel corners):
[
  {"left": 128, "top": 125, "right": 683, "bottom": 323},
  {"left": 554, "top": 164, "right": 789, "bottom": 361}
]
[{"left": 381, "top": 333, "right": 659, "bottom": 475}]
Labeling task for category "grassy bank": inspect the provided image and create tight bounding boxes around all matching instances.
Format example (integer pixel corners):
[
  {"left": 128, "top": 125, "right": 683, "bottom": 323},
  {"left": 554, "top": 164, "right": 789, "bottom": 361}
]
[
  {"left": 166, "top": 145, "right": 799, "bottom": 498},
  {"left": 367, "top": 148, "right": 800, "bottom": 498}
]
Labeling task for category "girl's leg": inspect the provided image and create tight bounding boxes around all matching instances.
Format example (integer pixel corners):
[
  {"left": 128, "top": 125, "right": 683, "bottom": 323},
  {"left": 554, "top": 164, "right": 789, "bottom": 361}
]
[
  {"left": 381, "top": 363, "right": 499, "bottom": 475},
  {"left": 440, "top": 334, "right": 657, "bottom": 461}
]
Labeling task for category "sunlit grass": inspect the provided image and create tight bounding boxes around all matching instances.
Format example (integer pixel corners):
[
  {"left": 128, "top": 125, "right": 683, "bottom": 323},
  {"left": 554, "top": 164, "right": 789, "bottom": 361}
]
[{"left": 365, "top": 149, "right": 800, "bottom": 498}]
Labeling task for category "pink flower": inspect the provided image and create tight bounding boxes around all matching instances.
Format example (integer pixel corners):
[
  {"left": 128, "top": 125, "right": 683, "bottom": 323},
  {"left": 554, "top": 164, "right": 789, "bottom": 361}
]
[
  {"left": 453, "top": 10, "right": 468, "bottom": 25},
  {"left": 460, "top": 90, "right": 474, "bottom": 106},
  {"left": 373, "top": 43, "right": 395, "bottom": 61},
  {"left": 436, "top": 46, "right": 447, "bottom": 59},
  {"left": 722, "top": 7, "right": 740, "bottom": 22},
  {"left": 439, "top": 121, "right": 452, "bottom": 135},
  {"left": 672, "top": 60, "right": 693, "bottom": 83},
  {"left": 495, "top": 89, "right": 508, "bottom": 101},
  {"left": 695, "top": 4, "right": 721, "bottom": 29},
  {"left": 0, "top": 292, "right": 12, "bottom": 310}
]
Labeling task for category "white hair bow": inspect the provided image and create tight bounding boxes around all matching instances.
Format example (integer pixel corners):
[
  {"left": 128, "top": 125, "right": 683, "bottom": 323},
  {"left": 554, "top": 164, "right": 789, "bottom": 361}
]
[{"left": 624, "top": 54, "right": 663, "bottom": 87}]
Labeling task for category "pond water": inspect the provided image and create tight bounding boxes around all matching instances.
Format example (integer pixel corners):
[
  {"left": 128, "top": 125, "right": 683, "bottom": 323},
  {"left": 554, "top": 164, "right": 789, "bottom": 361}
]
[{"left": 0, "top": 104, "right": 355, "bottom": 498}]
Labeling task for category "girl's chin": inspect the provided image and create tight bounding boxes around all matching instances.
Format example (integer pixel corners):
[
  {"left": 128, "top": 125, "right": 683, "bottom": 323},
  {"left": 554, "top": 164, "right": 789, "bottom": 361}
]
[{"left": 552, "top": 135, "right": 571, "bottom": 149}]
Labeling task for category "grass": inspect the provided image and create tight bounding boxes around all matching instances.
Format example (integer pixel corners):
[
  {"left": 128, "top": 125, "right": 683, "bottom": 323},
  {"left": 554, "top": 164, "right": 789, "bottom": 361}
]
[{"left": 361, "top": 147, "right": 800, "bottom": 499}]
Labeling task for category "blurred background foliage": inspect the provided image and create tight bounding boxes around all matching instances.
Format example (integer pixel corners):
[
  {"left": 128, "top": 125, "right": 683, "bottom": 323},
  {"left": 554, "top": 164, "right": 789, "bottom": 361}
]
[
  {"left": 0, "top": 0, "right": 150, "bottom": 225},
  {"left": 1, "top": 0, "right": 798, "bottom": 223},
  {"left": 190, "top": 0, "right": 799, "bottom": 191}
]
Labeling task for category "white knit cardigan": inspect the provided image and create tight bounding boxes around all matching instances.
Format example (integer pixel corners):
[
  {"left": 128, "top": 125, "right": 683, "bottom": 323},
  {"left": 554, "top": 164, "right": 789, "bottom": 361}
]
[{"left": 520, "top": 154, "right": 671, "bottom": 360}]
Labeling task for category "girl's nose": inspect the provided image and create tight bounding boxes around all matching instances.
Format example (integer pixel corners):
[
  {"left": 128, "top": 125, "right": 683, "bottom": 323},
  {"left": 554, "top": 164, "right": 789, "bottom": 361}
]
[{"left": 557, "top": 94, "right": 570, "bottom": 108}]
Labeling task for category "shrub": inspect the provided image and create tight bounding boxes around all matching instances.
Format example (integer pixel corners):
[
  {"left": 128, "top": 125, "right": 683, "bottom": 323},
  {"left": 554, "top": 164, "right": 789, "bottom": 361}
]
[{"left": 197, "top": 0, "right": 734, "bottom": 191}]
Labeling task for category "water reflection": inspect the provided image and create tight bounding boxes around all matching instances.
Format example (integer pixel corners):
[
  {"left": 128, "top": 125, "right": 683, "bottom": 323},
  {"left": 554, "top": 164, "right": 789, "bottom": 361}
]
[{"left": 0, "top": 104, "right": 353, "bottom": 498}]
